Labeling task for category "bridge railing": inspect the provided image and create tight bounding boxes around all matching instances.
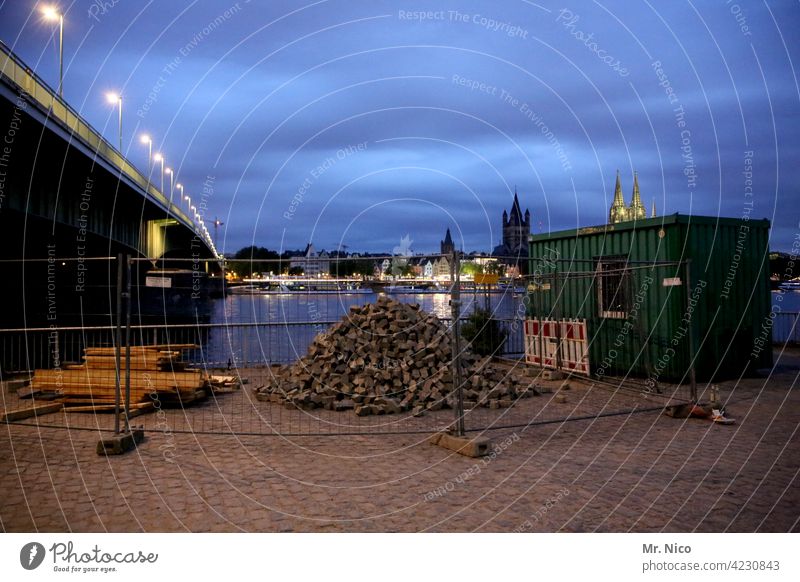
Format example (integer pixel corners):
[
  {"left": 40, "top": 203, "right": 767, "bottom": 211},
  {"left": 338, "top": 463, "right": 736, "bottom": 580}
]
[{"left": 0, "top": 40, "right": 198, "bottom": 235}]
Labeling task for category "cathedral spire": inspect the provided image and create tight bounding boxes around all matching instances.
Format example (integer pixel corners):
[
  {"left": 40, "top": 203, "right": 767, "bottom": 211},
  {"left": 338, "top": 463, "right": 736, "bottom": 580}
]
[
  {"left": 629, "top": 171, "right": 646, "bottom": 220},
  {"left": 510, "top": 189, "right": 523, "bottom": 223},
  {"left": 651, "top": 198, "right": 656, "bottom": 218},
  {"left": 440, "top": 227, "right": 455, "bottom": 255},
  {"left": 613, "top": 170, "right": 624, "bottom": 204},
  {"left": 609, "top": 170, "right": 627, "bottom": 223}
]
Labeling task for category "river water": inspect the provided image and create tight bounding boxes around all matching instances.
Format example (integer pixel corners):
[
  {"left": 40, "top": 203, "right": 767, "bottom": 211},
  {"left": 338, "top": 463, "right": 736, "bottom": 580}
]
[
  {"left": 198, "top": 290, "right": 524, "bottom": 365},
  {"left": 211, "top": 289, "right": 524, "bottom": 324},
  {"left": 196, "top": 290, "right": 798, "bottom": 366}
]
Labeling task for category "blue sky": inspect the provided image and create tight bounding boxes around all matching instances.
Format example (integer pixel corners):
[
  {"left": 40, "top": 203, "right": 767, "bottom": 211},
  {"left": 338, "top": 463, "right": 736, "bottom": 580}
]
[{"left": 1, "top": 0, "right": 798, "bottom": 254}]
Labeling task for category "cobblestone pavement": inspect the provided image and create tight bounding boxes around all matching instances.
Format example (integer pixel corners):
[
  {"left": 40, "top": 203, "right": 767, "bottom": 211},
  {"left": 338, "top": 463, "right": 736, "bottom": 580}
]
[{"left": 1, "top": 348, "right": 798, "bottom": 533}]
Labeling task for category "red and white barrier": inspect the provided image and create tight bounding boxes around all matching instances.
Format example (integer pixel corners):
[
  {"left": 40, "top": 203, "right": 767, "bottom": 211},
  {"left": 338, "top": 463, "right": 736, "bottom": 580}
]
[{"left": 524, "top": 318, "right": 589, "bottom": 375}]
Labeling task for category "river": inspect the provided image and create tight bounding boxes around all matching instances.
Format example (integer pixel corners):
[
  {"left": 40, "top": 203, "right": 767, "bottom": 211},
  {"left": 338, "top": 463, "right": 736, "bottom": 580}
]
[{"left": 197, "top": 290, "right": 799, "bottom": 366}]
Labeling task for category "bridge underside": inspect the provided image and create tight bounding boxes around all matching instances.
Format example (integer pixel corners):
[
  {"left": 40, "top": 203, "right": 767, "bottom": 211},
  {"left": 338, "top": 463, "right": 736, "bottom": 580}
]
[{"left": 0, "top": 82, "right": 218, "bottom": 327}]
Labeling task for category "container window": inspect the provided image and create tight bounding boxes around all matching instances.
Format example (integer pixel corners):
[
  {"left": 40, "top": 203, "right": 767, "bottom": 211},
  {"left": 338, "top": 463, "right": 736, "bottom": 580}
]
[{"left": 596, "top": 256, "right": 630, "bottom": 319}]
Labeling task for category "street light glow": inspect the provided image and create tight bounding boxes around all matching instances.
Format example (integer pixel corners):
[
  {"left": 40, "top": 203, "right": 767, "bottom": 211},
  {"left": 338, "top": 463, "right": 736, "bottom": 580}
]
[
  {"left": 164, "top": 167, "right": 172, "bottom": 175},
  {"left": 153, "top": 152, "right": 162, "bottom": 162},
  {"left": 140, "top": 134, "right": 151, "bottom": 144},
  {"left": 106, "top": 91, "right": 120, "bottom": 104},
  {"left": 41, "top": 6, "right": 64, "bottom": 97},
  {"left": 40, "top": 5, "right": 60, "bottom": 21}
]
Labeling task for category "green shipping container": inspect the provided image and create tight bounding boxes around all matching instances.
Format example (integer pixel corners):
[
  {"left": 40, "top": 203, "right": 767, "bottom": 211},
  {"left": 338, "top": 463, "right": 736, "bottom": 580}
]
[{"left": 526, "top": 213, "right": 772, "bottom": 382}]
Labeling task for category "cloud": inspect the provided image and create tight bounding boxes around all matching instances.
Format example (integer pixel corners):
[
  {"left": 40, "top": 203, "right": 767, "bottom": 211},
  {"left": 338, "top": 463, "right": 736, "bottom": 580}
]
[{"left": 1, "top": 0, "right": 798, "bottom": 252}]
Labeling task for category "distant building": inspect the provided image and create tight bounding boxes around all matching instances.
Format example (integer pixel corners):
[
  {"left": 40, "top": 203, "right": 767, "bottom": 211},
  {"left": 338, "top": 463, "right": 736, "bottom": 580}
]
[
  {"left": 608, "top": 170, "right": 654, "bottom": 224},
  {"left": 440, "top": 228, "right": 455, "bottom": 256},
  {"left": 413, "top": 257, "right": 435, "bottom": 278},
  {"left": 432, "top": 256, "right": 451, "bottom": 279},
  {"left": 492, "top": 190, "right": 531, "bottom": 269},
  {"left": 289, "top": 243, "right": 330, "bottom": 276}
]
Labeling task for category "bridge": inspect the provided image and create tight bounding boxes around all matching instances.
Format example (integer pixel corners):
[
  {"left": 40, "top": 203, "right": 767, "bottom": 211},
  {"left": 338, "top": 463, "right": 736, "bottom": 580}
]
[{"left": 0, "top": 42, "right": 220, "bottom": 325}]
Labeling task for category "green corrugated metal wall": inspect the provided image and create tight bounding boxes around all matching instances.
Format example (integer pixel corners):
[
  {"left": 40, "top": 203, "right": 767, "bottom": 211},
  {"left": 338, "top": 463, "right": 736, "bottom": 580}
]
[{"left": 527, "top": 214, "right": 771, "bottom": 382}]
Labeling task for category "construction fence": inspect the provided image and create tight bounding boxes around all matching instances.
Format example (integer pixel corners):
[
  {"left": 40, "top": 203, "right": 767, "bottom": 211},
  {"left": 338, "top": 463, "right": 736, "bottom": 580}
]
[{"left": 0, "top": 253, "right": 734, "bottom": 438}]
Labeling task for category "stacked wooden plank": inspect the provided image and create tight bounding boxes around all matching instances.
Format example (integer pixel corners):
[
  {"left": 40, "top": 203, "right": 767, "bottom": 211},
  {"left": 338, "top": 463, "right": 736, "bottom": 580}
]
[{"left": 30, "top": 344, "right": 207, "bottom": 407}]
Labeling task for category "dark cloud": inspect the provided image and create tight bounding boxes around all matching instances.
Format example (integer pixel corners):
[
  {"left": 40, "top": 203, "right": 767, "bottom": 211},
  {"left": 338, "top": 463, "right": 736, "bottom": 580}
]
[{"left": 2, "top": 0, "right": 798, "bottom": 253}]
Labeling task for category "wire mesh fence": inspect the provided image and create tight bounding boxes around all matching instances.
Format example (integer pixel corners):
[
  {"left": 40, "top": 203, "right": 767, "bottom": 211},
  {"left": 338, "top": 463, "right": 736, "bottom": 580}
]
[
  {"left": 0, "top": 253, "right": 717, "bottom": 438},
  {"left": 772, "top": 311, "right": 800, "bottom": 344}
]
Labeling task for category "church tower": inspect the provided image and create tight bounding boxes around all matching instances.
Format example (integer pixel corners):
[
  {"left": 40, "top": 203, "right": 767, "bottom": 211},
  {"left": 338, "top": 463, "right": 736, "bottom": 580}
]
[
  {"left": 440, "top": 228, "right": 455, "bottom": 256},
  {"left": 502, "top": 190, "right": 531, "bottom": 253},
  {"left": 609, "top": 170, "right": 628, "bottom": 224},
  {"left": 629, "top": 171, "right": 646, "bottom": 220},
  {"left": 609, "top": 171, "right": 651, "bottom": 224}
]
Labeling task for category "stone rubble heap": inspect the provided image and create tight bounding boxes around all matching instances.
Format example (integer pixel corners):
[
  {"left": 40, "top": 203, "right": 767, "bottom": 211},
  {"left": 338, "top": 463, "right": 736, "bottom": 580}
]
[{"left": 255, "top": 296, "right": 537, "bottom": 415}]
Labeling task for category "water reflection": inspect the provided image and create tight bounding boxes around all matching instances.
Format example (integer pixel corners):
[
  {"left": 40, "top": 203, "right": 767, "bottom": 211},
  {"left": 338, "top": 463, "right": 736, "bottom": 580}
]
[
  {"left": 213, "top": 290, "right": 522, "bottom": 324},
  {"left": 199, "top": 290, "right": 524, "bottom": 366}
]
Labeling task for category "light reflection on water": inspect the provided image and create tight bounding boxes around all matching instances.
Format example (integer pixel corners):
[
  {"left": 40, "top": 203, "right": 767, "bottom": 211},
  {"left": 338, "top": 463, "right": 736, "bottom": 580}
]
[
  {"left": 201, "top": 291, "right": 524, "bottom": 365},
  {"left": 212, "top": 290, "right": 523, "bottom": 324}
]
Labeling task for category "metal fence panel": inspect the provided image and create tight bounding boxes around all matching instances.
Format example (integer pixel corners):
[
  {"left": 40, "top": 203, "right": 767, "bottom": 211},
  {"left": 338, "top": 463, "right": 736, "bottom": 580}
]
[{"left": 772, "top": 312, "right": 799, "bottom": 344}]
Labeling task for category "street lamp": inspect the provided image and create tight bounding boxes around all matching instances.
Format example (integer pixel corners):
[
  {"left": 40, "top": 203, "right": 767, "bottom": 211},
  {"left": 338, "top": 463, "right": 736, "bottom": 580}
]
[
  {"left": 213, "top": 217, "right": 225, "bottom": 246},
  {"left": 164, "top": 167, "right": 173, "bottom": 202},
  {"left": 175, "top": 183, "right": 183, "bottom": 209},
  {"left": 139, "top": 134, "right": 152, "bottom": 179},
  {"left": 41, "top": 5, "right": 63, "bottom": 98},
  {"left": 153, "top": 152, "right": 164, "bottom": 194},
  {"left": 105, "top": 92, "right": 122, "bottom": 151}
]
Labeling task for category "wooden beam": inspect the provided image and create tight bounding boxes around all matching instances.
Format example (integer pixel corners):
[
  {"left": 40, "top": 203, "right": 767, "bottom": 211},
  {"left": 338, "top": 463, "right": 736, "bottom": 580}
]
[{"left": 1, "top": 402, "right": 64, "bottom": 422}]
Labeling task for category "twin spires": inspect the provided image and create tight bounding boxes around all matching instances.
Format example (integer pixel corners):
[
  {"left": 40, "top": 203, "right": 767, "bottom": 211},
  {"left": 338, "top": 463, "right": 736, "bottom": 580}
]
[{"left": 608, "top": 170, "right": 652, "bottom": 224}]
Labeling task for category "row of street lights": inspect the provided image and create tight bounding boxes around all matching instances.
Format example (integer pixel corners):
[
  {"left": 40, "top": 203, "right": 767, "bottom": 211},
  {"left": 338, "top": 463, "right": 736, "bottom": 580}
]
[
  {"left": 38, "top": 4, "right": 221, "bottom": 258},
  {"left": 138, "top": 132, "right": 220, "bottom": 257}
]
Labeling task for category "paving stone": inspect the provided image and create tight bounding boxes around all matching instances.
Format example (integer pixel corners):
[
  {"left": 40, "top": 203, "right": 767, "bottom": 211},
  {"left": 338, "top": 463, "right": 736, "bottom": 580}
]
[{"left": 1, "top": 349, "right": 799, "bottom": 532}]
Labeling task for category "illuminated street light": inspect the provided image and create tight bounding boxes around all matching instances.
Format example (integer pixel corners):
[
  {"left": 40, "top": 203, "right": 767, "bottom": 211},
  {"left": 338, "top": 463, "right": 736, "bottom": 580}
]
[
  {"left": 40, "top": 5, "right": 64, "bottom": 98},
  {"left": 105, "top": 92, "right": 122, "bottom": 151},
  {"left": 153, "top": 152, "right": 164, "bottom": 194},
  {"left": 213, "top": 217, "right": 225, "bottom": 246},
  {"left": 139, "top": 134, "right": 152, "bottom": 182},
  {"left": 164, "top": 167, "right": 174, "bottom": 202}
]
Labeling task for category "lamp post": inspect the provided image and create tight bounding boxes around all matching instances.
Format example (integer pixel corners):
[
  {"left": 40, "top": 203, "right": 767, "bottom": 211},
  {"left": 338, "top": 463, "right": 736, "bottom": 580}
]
[
  {"left": 165, "top": 167, "right": 173, "bottom": 202},
  {"left": 139, "top": 134, "right": 152, "bottom": 180},
  {"left": 41, "top": 5, "right": 63, "bottom": 98},
  {"left": 153, "top": 153, "right": 164, "bottom": 194},
  {"left": 213, "top": 217, "right": 225, "bottom": 246},
  {"left": 106, "top": 92, "right": 122, "bottom": 151},
  {"left": 175, "top": 183, "right": 183, "bottom": 211}
]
